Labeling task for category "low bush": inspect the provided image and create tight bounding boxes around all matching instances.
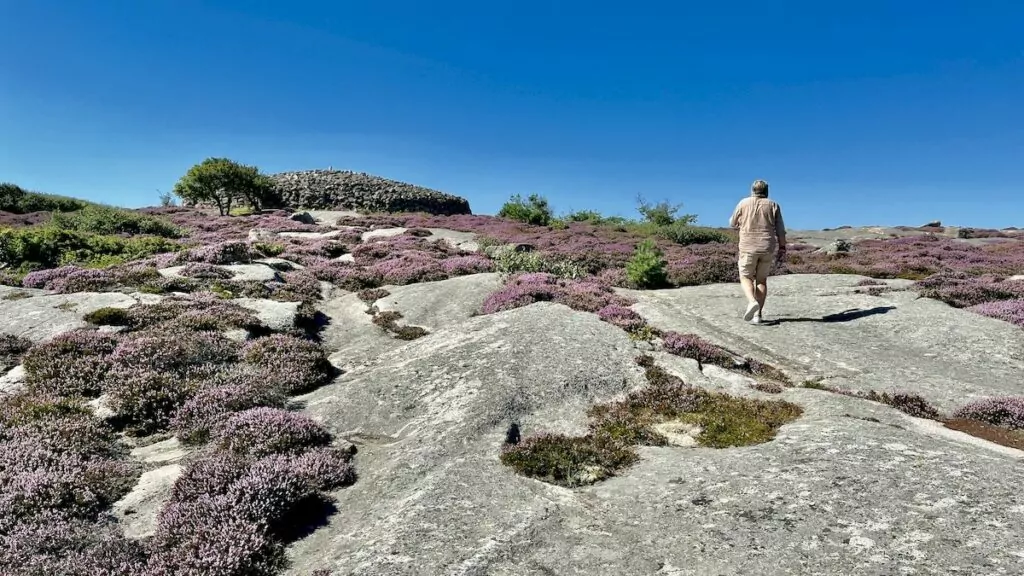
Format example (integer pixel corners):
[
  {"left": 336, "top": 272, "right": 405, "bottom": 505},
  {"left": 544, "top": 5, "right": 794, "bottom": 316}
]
[
  {"left": 952, "top": 396, "right": 1024, "bottom": 429},
  {"left": 497, "top": 194, "right": 553, "bottom": 226},
  {"left": 105, "top": 371, "right": 200, "bottom": 436},
  {"left": 22, "top": 330, "right": 119, "bottom": 398},
  {"left": 481, "top": 272, "right": 633, "bottom": 315},
  {"left": 0, "top": 183, "right": 90, "bottom": 214},
  {"left": 661, "top": 332, "right": 736, "bottom": 367},
  {"left": 49, "top": 205, "right": 183, "bottom": 238},
  {"left": 82, "top": 306, "right": 131, "bottom": 326},
  {"left": 0, "top": 333, "right": 33, "bottom": 372},
  {"left": 0, "top": 226, "right": 180, "bottom": 272},
  {"left": 499, "top": 433, "right": 638, "bottom": 488},
  {"left": 242, "top": 335, "right": 334, "bottom": 394},
  {"left": 214, "top": 407, "right": 333, "bottom": 457},
  {"left": 625, "top": 239, "right": 668, "bottom": 288},
  {"left": 172, "top": 381, "right": 288, "bottom": 445},
  {"left": 656, "top": 223, "right": 733, "bottom": 246}
]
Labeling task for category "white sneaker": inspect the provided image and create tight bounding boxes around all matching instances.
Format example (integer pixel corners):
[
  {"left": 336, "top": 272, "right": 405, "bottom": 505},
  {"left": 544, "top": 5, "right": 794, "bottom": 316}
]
[
  {"left": 743, "top": 301, "right": 760, "bottom": 321},
  {"left": 749, "top": 314, "right": 762, "bottom": 325}
]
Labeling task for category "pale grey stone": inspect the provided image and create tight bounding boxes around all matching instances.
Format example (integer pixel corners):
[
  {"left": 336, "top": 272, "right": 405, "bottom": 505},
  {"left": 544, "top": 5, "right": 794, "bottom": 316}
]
[{"left": 113, "top": 464, "right": 182, "bottom": 539}]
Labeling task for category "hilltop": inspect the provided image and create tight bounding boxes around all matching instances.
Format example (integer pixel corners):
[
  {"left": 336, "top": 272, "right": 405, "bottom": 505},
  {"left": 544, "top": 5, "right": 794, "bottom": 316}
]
[{"left": 0, "top": 170, "right": 1023, "bottom": 575}]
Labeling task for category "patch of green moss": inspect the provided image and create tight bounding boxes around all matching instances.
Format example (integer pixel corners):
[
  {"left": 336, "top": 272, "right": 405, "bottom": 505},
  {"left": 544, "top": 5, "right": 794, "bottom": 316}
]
[
  {"left": 83, "top": 306, "right": 132, "bottom": 326},
  {"left": 502, "top": 355, "right": 804, "bottom": 487}
]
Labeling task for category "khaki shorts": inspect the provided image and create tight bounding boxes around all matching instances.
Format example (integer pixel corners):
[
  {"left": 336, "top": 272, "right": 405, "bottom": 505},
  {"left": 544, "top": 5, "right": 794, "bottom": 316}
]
[{"left": 738, "top": 251, "right": 774, "bottom": 281}]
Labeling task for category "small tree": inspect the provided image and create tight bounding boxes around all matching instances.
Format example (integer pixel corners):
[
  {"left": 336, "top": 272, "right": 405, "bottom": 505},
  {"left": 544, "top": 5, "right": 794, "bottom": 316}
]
[
  {"left": 157, "top": 189, "right": 177, "bottom": 207},
  {"left": 498, "top": 194, "right": 553, "bottom": 226},
  {"left": 625, "top": 239, "right": 668, "bottom": 289},
  {"left": 172, "top": 158, "right": 275, "bottom": 216},
  {"left": 636, "top": 195, "right": 697, "bottom": 227}
]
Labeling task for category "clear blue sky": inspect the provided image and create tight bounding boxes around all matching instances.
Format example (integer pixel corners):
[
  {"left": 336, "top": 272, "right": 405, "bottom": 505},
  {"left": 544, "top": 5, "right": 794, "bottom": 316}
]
[{"left": 2, "top": 1, "right": 1022, "bottom": 229}]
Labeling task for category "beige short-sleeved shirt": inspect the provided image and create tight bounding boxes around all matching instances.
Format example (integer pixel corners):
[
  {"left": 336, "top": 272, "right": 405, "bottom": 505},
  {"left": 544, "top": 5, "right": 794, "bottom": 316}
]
[{"left": 729, "top": 196, "right": 786, "bottom": 254}]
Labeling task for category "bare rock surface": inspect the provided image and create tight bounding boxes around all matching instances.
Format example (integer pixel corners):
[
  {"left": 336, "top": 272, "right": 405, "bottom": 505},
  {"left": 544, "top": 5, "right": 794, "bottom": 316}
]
[
  {"left": 158, "top": 263, "right": 282, "bottom": 282},
  {"left": 282, "top": 291, "right": 1024, "bottom": 576},
  {"left": 623, "top": 273, "right": 1024, "bottom": 412},
  {"left": 318, "top": 292, "right": 406, "bottom": 371},
  {"left": 361, "top": 227, "right": 407, "bottom": 242},
  {"left": 112, "top": 463, "right": 182, "bottom": 539},
  {"left": 372, "top": 273, "right": 502, "bottom": 331},
  {"left": 0, "top": 287, "right": 143, "bottom": 342},
  {"left": 233, "top": 297, "right": 300, "bottom": 332}
]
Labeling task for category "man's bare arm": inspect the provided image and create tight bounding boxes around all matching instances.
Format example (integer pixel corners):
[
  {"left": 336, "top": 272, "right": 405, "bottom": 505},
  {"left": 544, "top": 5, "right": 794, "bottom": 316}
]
[
  {"left": 729, "top": 202, "right": 742, "bottom": 229},
  {"left": 774, "top": 205, "right": 787, "bottom": 251}
]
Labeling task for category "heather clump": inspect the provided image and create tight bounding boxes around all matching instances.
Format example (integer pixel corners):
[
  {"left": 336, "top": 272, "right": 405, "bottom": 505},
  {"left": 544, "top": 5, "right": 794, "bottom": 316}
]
[
  {"left": 967, "top": 299, "right": 1024, "bottom": 327},
  {"left": 914, "top": 273, "right": 1024, "bottom": 308},
  {"left": 214, "top": 407, "right": 332, "bottom": 457},
  {"left": 481, "top": 272, "right": 633, "bottom": 315},
  {"left": 242, "top": 334, "right": 335, "bottom": 394},
  {"left": 175, "top": 240, "right": 259, "bottom": 265},
  {"left": 625, "top": 239, "right": 668, "bottom": 289},
  {"left": 952, "top": 397, "right": 1024, "bottom": 429},
  {"left": 307, "top": 260, "right": 383, "bottom": 291},
  {"left": 0, "top": 332, "right": 33, "bottom": 372},
  {"left": 22, "top": 330, "right": 120, "bottom": 398},
  {"left": 661, "top": 332, "right": 736, "bottom": 367},
  {"left": 596, "top": 304, "right": 646, "bottom": 332}
]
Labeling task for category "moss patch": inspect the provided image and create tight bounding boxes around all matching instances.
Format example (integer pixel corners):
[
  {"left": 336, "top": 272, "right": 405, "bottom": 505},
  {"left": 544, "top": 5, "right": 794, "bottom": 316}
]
[{"left": 500, "top": 355, "right": 803, "bottom": 488}]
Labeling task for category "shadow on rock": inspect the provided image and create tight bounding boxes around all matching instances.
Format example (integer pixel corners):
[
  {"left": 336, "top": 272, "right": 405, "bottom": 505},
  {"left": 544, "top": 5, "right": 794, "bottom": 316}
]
[{"left": 762, "top": 306, "right": 896, "bottom": 325}]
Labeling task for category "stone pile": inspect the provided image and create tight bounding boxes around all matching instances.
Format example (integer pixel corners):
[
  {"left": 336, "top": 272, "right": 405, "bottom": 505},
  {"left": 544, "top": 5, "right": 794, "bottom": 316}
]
[{"left": 267, "top": 169, "right": 472, "bottom": 215}]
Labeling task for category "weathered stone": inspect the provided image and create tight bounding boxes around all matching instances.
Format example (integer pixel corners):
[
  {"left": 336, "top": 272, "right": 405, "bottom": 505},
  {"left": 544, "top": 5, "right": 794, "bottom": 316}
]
[
  {"left": 254, "top": 257, "right": 305, "bottom": 271},
  {"left": 233, "top": 298, "right": 300, "bottom": 331},
  {"left": 622, "top": 274, "right": 1024, "bottom": 412},
  {"left": 0, "top": 289, "right": 140, "bottom": 342},
  {"left": 817, "top": 238, "right": 852, "bottom": 255},
  {"left": 278, "top": 229, "right": 345, "bottom": 240},
  {"left": 361, "top": 227, "right": 407, "bottom": 242},
  {"left": 221, "top": 264, "right": 281, "bottom": 283},
  {"left": 130, "top": 437, "right": 187, "bottom": 464},
  {"left": 112, "top": 463, "right": 182, "bottom": 539},
  {"left": 0, "top": 365, "right": 26, "bottom": 395},
  {"left": 248, "top": 228, "right": 280, "bottom": 242},
  {"left": 318, "top": 293, "right": 405, "bottom": 371},
  {"left": 372, "top": 273, "right": 502, "bottom": 331}
]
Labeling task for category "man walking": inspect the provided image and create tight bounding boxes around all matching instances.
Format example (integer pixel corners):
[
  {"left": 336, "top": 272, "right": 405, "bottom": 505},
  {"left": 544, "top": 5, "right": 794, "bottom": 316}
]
[{"left": 728, "top": 179, "right": 787, "bottom": 324}]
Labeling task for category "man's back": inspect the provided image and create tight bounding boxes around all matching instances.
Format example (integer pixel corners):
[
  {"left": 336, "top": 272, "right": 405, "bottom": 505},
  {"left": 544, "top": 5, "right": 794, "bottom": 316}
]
[{"left": 729, "top": 196, "right": 786, "bottom": 254}]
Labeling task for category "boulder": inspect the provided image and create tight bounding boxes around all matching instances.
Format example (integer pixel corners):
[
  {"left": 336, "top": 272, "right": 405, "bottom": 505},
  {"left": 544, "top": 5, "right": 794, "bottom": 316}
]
[
  {"left": 0, "top": 288, "right": 141, "bottom": 342},
  {"left": 289, "top": 211, "right": 317, "bottom": 225},
  {"left": 372, "top": 273, "right": 503, "bottom": 331}
]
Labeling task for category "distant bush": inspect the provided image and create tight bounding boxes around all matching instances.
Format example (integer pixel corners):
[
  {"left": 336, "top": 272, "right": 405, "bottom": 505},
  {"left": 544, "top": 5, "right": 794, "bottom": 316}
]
[
  {"left": 656, "top": 223, "right": 732, "bottom": 246},
  {"left": 498, "top": 194, "right": 553, "bottom": 226},
  {"left": 49, "top": 205, "right": 183, "bottom": 238},
  {"left": 0, "top": 226, "right": 180, "bottom": 271},
  {"left": 625, "top": 239, "right": 668, "bottom": 289},
  {"left": 0, "top": 182, "right": 90, "bottom": 214},
  {"left": 636, "top": 196, "right": 696, "bottom": 227},
  {"left": 491, "top": 249, "right": 589, "bottom": 280}
]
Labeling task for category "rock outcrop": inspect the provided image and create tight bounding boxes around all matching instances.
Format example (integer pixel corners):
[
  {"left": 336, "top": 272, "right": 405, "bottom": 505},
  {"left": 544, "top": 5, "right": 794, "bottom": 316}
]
[{"left": 267, "top": 170, "right": 472, "bottom": 215}]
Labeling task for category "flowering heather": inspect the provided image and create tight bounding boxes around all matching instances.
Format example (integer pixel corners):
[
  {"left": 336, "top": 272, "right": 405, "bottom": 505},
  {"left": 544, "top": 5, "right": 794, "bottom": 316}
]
[
  {"left": 22, "top": 330, "right": 120, "bottom": 398},
  {"left": 307, "top": 260, "right": 383, "bottom": 291},
  {"left": 952, "top": 397, "right": 1024, "bottom": 429},
  {"left": 272, "top": 270, "right": 324, "bottom": 301},
  {"left": 180, "top": 262, "right": 236, "bottom": 279},
  {"left": 173, "top": 381, "right": 288, "bottom": 445},
  {"left": 368, "top": 251, "right": 447, "bottom": 285},
  {"left": 661, "top": 332, "right": 737, "bottom": 367},
  {"left": 556, "top": 279, "right": 634, "bottom": 313},
  {"left": 0, "top": 511, "right": 149, "bottom": 576},
  {"left": 170, "top": 453, "right": 253, "bottom": 502},
  {"left": 357, "top": 287, "right": 390, "bottom": 303},
  {"left": 22, "top": 265, "right": 80, "bottom": 289},
  {"left": 0, "top": 270, "right": 22, "bottom": 286},
  {"left": 107, "top": 329, "right": 240, "bottom": 375},
  {"left": 0, "top": 332, "right": 32, "bottom": 371},
  {"left": 214, "top": 407, "right": 333, "bottom": 458},
  {"left": 913, "top": 273, "right": 1024, "bottom": 309},
  {"left": 242, "top": 334, "right": 335, "bottom": 394},
  {"left": 148, "top": 495, "right": 287, "bottom": 576},
  {"left": 175, "top": 241, "right": 260, "bottom": 265},
  {"left": 226, "top": 456, "right": 318, "bottom": 527},
  {"left": 967, "top": 299, "right": 1024, "bottom": 327},
  {"left": 105, "top": 371, "right": 202, "bottom": 435},
  {"left": 441, "top": 254, "right": 495, "bottom": 275},
  {"left": 480, "top": 273, "right": 560, "bottom": 314},
  {"left": 273, "top": 446, "right": 357, "bottom": 491},
  {"left": 597, "top": 305, "right": 646, "bottom": 332}
]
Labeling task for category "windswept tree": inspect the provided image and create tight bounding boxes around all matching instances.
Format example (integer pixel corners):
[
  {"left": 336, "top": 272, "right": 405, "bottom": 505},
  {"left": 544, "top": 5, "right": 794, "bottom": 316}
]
[{"left": 172, "top": 158, "right": 276, "bottom": 215}]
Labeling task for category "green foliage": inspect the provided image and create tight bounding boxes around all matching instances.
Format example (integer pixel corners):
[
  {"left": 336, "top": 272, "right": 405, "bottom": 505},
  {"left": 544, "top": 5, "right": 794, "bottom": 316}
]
[
  {"left": 625, "top": 239, "right": 668, "bottom": 289},
  {"left": 50, "top": 205, "right": 182, "bottom": 238},
  {"left": 636, "top": 196, "right": 696, "bottom": 227},
  {"left": 497, "top": 194, "right": 553, "bottom": 226},
  {"left": 499, "top": 434, "right": 638, "bottom": 488},
  {"left": 158, "top": 189, "right": 177, "bottom": 207},
  {"left": 0, "top": 182, "right": 90, "bottom": 214},
  {"left": 172, "top": 157, "right": 276, "bottom": 216},
  {"left": 655, "top": 223, "right": 732, "bottom": 246},
  {"left": 0, "top": 226, "right": 180, "bottom": 271},
  {"left": 83, "top": 307, "right": 132, "bottom": 326},
  {"left": 492, "top": 249, "right": 589, "bottom": 280}
]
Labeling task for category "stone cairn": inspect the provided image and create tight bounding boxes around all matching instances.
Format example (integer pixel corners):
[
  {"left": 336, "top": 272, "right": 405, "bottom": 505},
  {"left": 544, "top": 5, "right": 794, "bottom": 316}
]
[{"left": 267, "top": 169, "right": 472, "bottom": 215}]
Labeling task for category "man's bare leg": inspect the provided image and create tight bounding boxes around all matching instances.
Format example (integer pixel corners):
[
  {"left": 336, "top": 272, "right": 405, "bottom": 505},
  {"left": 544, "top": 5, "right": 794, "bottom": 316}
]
[
  {"left": 754, "top": 279, "right": 767, "bottom": 317},
  {"left": 740, "top": 275, "right": 760, "bottom": 320}
]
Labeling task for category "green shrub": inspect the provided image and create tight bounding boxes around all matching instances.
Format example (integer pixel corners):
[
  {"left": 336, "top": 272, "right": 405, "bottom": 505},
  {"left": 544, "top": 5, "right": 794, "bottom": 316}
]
[
  {"left": 636, "top": 196, "right": 696, "bottom": 227},
  {"left": 82, "top": 307, "right": 132, "bottom": 326},
  {"left": 656, "top": 223, "right": 732, "bottom": 246},
  {"left": 625, "top": 239, "right": 668, "bottom": 288},
  {"left": 50, "top": 205, "right": 182, "bottom": 238},
  {"left": 497, "top": 194, "right": 553, "bottom": 226},
  {"left": 0, "top": 226, "right": 180, "bottom": 271},
  {"left": 492, "top": 249, "right": 589, "bottom": 280},
  {"left": 173, "top": 157, "right": 276, "bottom": 215},
  {"left": 0, "top": 183, "right": 90, "bottom": 214}
]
